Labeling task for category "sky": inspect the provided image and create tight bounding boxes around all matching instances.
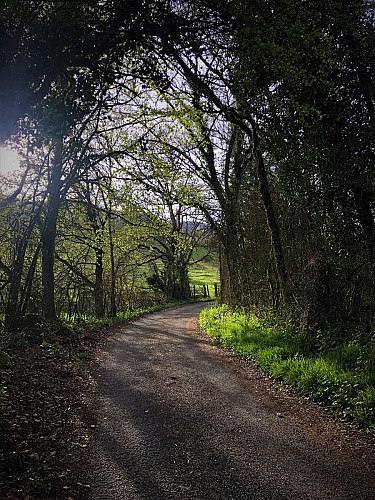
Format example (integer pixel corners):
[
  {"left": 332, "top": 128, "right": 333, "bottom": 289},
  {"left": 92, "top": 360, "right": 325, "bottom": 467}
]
[{"left": 0, "top": 147, "right": 21, "bottom": 176}]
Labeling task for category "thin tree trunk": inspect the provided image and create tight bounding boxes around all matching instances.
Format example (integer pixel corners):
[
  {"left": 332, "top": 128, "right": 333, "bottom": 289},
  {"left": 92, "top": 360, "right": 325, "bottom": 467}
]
[
  {"left": 5, "top": 222, "right": 38, "bottom": 328},
  {"left": 5, "top": 250, "right": 25, "bottom": 329},
  {"left": 108, "top": 215, "right": 117, "bottom": 317},
  {"left": 21, "top": 243, "right": 41, "bottom": 315},
  {"left": 353, "top": 184, "right": 375, "bottom": 326},
  {"left": 83, "top": 184, "right": 106, "bottom": 318},
  {"left": 41, "top": 142, "right": 63, "bottom": 322},
  {"left": 94, "top": 246, "right": 105, "bottom": 318},
  {"left": 254, "top": 148, "right": 290, "bottom": 306}
]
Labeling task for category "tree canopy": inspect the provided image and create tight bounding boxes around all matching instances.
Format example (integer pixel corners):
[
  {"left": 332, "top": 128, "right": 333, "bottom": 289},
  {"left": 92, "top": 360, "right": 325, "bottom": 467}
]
[{"left": 0, "top": 0, "right": 374, "bottom": 336}]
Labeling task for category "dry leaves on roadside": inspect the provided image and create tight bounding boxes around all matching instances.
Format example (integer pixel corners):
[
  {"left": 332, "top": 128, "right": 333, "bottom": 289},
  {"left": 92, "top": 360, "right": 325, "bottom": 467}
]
[{"left": 0, "top": 330, "right": 102, "bottom": 499}]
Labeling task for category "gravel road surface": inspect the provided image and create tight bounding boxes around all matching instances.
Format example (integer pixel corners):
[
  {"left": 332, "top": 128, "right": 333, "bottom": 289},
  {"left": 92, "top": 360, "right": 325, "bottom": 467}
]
[{"left": 86, "top": 303, "right": 374, "bottom": 499}]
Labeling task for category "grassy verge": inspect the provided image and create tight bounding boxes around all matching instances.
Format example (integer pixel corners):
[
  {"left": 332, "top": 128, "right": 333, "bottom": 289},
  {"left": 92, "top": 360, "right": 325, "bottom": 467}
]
[
  {"left": 200, "top": 304, "right": 375, "bottom": 432},
  {"left": 0, "top": 299, "right": 207, "bottom": 354},
  {"left": 69, "top": 298, "right": 208, "bottom": 331}
]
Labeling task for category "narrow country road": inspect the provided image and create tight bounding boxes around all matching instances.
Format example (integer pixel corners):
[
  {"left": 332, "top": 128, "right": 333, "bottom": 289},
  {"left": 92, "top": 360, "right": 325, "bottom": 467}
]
[{"left": 86, "top": 303, "right": 374, "bottom": 500}]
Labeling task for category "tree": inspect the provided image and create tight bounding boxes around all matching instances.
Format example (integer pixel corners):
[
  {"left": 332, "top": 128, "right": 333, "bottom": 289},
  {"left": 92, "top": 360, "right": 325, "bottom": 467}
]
[
  {"left": 118, "top": 12, "right": 283, "bottom": 307},
  {"left": 227, "top": 0, "right": 374, "bottom": 328},
  {"left": 2, "top": 0, "right": 372, "bottom": 335},
  {"left": 115, "top": 134, "right": 210, "bottom": 302},
  {"left": 0, "top": 142, "right": 47, "bottom": 328},
  {"left": 0, "top": 0, "right": 167, "bottom": 142}
]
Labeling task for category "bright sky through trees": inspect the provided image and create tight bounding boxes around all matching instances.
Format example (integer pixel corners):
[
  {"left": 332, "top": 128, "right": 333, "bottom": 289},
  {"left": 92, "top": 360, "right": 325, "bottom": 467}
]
[{"left": 0, "top": 147, "right": 20, "bottom": 176}]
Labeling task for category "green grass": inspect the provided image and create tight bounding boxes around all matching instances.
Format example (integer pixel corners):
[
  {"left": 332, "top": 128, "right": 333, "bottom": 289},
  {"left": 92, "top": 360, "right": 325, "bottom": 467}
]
[
  {"left": 200, "top": 304, "right": 375, "bottom": 432},
  {"left": 69, "top": 299, "right": 205, "bottom": 332},
  {"left": 136, "top": 244, "right": 219, "bottom": 298},
  {"left": 0, "top": 300, "right": 203, "bottom": 354},
  {"left": 189, "top": 247, "right": 219, "bottom": 298}
]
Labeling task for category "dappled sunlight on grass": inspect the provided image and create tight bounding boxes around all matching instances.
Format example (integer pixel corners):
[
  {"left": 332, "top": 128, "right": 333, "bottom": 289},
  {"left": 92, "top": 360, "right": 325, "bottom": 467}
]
[{"left": 200, "top": 305, "right": 375, "bottom": 432}]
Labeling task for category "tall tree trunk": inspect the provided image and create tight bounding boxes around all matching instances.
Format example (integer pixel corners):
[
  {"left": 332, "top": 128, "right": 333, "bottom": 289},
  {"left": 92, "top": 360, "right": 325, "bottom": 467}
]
[
  {"left": 5, "top": 248, "right": 25, "bottom": 329},
  {"left": 254, "top": 148, "right": 290, "bottom": 307},
  {"left": 5, "top": 218, "right": 39, "bottom": 329},
  {"left": 84, "top": 184, "right": 106, "bottom": 318},
  {"left": 219, "top": 233, "right": 245, "bottom": 306},
  {"left": 21, "top": 243, "right": 41, "bottom": 315},
  {"left": 94, "top": 246, "right": 105, "bottom": 318},
  {"left": 177, "top": 261, "right": 191, "bottom": 300},
  {"left": 219, "top": 213, "right": 239, "bottom": 306},
  {"left": 108, "top": 215, "right": 117, "bottom": 317},
  {"left": 353, "top": 184, "right": 375, "bottom": 328},
  {"left": 41, "top": 142, "right": 63, "bottom": 322}
]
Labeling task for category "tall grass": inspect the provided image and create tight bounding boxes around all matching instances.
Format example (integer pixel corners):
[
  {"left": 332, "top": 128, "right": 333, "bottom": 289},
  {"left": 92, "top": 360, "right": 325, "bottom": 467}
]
[{"left": 200, "top": 305, "right": 375, "bottom": 431}]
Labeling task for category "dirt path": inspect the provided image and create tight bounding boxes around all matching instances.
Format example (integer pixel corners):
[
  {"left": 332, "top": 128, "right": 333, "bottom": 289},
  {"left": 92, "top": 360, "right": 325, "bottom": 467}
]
[{"left": 85, "top": 303, "right": 375, "bottom": 500}]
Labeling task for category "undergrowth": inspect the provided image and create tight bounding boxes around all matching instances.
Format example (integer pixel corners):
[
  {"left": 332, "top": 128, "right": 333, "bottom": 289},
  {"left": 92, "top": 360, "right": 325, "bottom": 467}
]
[
  {"left": 200, "top": 304, "right": 375, "bottom": 432},
  {"left": 70, "top": 297, "right": 213, "bottom": 330},
  {"left": 0, "top": 298, "right": 206, "bottom": 353}
]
